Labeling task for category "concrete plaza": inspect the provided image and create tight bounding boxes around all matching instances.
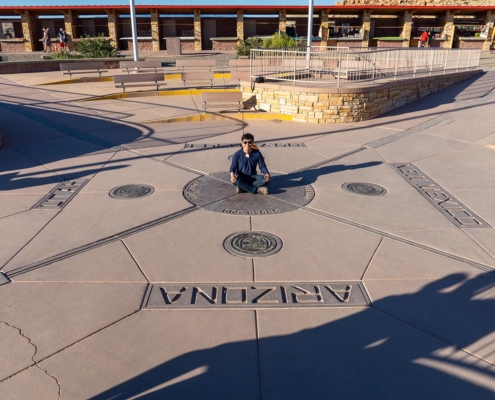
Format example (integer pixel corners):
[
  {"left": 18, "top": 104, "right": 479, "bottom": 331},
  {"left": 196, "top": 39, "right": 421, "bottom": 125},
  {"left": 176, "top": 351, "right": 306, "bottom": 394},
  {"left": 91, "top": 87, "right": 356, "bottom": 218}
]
[{"left": 1, "top": 67, "right": 495, "bottom": 399}]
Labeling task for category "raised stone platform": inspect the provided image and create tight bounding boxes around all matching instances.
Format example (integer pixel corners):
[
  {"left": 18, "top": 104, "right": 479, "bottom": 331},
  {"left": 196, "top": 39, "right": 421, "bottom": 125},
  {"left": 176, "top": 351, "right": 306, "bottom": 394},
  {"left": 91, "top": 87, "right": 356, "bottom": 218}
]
[{"left": 241, "top": 69, "right": 482, "bottom": 123}]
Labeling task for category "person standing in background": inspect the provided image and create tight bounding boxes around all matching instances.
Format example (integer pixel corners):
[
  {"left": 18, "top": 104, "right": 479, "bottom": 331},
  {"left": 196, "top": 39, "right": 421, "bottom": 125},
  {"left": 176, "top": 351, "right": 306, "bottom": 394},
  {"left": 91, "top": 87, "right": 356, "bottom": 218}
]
[
  {"left": 58, "top": 29, "right": 68, "bottom": 52},
  {"left": 420, "top": 30, "right": 428, "bottom": 48},
  {"left": 43, "top": 27, "right": 53, "bottom": 53}
]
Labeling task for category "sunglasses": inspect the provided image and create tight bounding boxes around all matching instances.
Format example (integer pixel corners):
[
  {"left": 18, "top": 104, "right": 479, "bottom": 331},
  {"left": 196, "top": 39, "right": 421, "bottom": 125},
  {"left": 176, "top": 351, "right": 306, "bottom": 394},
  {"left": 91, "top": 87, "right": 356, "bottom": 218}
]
[{"left": 242, "top": 141, "right": 253, "bottom": 144}]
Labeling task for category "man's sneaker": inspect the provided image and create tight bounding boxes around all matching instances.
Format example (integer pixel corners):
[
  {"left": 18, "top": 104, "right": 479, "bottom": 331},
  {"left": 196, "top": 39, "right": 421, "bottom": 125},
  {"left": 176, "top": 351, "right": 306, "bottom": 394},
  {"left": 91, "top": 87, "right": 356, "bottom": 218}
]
[
  {"left": 257, "top": 187, "right": 268, "bottom": 195},
  {"left": 236, "top": 187, "right": 246, "bottom": 194}
]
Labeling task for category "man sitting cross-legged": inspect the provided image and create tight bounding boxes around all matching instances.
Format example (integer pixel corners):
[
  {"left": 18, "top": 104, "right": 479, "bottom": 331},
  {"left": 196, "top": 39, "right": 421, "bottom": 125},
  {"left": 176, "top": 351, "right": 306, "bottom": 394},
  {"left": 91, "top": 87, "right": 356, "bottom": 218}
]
[{"left": 230, "top": 133, "right": 270, "bottom": 195}]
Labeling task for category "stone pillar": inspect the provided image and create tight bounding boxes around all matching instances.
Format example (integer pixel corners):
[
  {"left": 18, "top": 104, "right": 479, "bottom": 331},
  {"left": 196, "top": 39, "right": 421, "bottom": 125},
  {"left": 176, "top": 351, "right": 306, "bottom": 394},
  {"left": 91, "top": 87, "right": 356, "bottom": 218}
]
[
  {"left": 400, "top": 10, "right": 413, "bottom": 48},
  {"left": 483, "top": 10, "right": 494, "bottom": 51},
  {"left": 151, "top": 9, "right": 161, "bottom": 51},
  {"left": 107, "top": 10, "right": 120, "bottom": 48},
  {"left": 62, "top": 10, "right": 78, "bottom": 39},
  {"left": 17, "top": 11, "right": 37, "bottom": 52},
  {"left": 320, "top": 9, "right": 329, "bottom": 45},
  {"left": 194, "top": 9, "right": 202, "bottom": 51},
  {"left": 279, "top": 9, "right": 286, "bottom": 34},
  {"left": 361, "top": 10, "right": 371, "bottom": 48},
  {"left": 237, "top": 9, "right": 244, "bottom": 41},
  {"left": 443, "top": 10, "right": 455, "bottom": 49}
]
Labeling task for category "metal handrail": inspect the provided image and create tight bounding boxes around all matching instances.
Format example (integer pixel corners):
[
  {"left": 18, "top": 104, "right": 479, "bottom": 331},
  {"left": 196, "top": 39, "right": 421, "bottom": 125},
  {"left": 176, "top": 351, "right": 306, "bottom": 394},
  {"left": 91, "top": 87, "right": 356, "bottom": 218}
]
[{"left": 250, "top": 48, "right": 481, "bottom": 87}]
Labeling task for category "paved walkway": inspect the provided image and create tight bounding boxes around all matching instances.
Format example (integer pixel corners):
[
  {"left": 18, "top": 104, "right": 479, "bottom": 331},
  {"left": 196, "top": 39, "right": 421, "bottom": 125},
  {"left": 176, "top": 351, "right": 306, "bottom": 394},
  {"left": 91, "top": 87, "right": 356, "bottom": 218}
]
[{"left": 1, "top": 68, "right": 495, "bottom": 399}]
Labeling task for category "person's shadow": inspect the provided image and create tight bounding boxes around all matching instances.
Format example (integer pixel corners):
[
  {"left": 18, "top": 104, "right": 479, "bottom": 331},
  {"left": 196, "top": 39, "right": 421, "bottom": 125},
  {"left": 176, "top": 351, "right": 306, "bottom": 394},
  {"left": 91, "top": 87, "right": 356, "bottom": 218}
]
[
  {"left": 265, "top": 161, "right": 383, "bottom": 195},
  {"left": 89, "top": 272, "right": 495, "bottom": 400}
]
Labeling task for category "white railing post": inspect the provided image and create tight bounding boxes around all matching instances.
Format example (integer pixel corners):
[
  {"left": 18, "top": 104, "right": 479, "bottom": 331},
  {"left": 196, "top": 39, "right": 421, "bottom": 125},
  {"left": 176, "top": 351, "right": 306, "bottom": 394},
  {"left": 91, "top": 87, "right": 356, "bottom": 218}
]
[
  {"left": 456, "top": 50, "right": 461, "bottom": 72},
  {"left": 413, "top": 49, "right": 418, "bottom": 77},
  {"left": 346, "top": 52, "right": 350, "bottom": 83},
  {"left": 250, "top": 50, "right": 253, "bottom": 81},
  {"left": 337, "top": 52, "right": 342, "bottom": 88},
  {"left": 385, "top": 50, "right": 390, "bottom": 77},
  {"left": 394, "top": 50, "right": 399, "bottom": 80},
  {"left": 467, "top": 49, "right": 472, "bottom": 70},
  {"left": 429, "top": 49, "right": 434, "bottom": 75},
  {"left": 443, "top": 49, "right": 448, "bottom": 73},
  {"left": 293, "top": 51, "right": 296, "bottom": 86},
  {"left": 372, "top": 52, "right": 376, "bottom": 84},
  {"left": 282, "top": 50, "right": 285, "bottom": 75}
]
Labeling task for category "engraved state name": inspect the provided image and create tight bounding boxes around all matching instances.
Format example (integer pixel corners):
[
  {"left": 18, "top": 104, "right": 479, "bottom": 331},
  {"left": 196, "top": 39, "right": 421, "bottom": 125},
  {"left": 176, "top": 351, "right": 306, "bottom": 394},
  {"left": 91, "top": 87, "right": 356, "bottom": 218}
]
[
  {"left": 144, "top": 282, "right": 370, "bottom": 309},
  {"left": 184, "top": 142, "right": 305, "bottom": 148},
  {"left": 393, "top": 163, "right": 490, "bottom": 228},
  {"left": 223, "top": 209, "right": 281, "bottom": 215}
]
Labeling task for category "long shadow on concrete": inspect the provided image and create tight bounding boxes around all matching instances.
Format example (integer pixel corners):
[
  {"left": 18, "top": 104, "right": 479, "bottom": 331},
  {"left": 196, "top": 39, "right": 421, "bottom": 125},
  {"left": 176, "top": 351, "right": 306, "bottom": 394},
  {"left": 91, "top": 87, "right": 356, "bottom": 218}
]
[
  {"left": 0, "top": 103, "right": 244, "bottom": 191},
  {"left": 267, "top": 162, "right": 383, "bottom": 194},
  {"left": 89, "top": 272, "right": 495, "bottom": 399}
]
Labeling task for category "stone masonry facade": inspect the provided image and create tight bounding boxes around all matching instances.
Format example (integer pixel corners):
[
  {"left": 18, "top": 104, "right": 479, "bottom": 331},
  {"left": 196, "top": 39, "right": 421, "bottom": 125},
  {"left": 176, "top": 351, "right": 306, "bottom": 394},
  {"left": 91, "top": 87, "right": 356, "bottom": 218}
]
[
  {"left": 240, "top": 70, "right": 481, "bottom": 124},
  {"left": 336, "top": 0, "right": 495, "bottom": 5}
]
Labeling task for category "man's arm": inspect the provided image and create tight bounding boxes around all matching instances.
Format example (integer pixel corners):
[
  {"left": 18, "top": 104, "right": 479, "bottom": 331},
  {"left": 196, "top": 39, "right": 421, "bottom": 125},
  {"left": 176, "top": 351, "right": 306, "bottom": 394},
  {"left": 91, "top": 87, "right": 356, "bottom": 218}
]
[
  {"left": 229, "top": 152, "right": 238, "bottom": 183},
  {"left": 256, "top": 152, "right": 270, "bottom": 182}
]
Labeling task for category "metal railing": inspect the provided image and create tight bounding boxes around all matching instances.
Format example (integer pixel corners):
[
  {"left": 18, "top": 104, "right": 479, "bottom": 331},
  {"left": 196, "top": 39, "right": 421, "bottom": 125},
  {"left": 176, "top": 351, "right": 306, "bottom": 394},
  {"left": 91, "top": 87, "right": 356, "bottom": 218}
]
[{"left": 250, "top": 48, "right": 481, "bottom": 87}]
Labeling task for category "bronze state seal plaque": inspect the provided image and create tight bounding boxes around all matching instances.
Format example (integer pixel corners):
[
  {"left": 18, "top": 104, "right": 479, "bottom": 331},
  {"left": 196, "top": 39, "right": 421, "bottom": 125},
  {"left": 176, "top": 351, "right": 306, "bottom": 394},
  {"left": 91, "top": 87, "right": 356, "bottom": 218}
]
[{"left": 224, "top": 231, "right": 283, "bottom": 258}]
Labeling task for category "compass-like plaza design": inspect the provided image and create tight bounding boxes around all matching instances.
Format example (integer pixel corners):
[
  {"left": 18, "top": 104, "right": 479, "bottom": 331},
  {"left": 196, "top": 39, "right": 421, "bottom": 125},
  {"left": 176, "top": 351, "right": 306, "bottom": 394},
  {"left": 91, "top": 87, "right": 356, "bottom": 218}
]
[{"left": 1, "top": 6, "right": 495, "bottom": 397}]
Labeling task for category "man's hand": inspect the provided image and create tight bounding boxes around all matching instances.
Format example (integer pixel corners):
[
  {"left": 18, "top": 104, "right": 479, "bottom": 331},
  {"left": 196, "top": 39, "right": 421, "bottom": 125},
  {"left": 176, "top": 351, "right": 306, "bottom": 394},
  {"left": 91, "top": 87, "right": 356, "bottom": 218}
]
[
  {"left": 230, "top": 173, "right": 237, "bottom": 183},
  {"left": 264, "top": 173, "right": 270, "bottom": 182}
]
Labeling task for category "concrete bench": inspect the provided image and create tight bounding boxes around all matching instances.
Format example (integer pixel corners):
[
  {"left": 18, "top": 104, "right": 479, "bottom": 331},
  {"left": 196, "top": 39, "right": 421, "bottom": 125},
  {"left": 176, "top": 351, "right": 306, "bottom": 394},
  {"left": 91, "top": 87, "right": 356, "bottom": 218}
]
[
  {"left": 176, "top": 59, "right": 216, "bottom": 71},
  {"left": 60, "top": 61, "right": 107, "bottom": 78},
  {"left": 201, "top": 92, "right": 243, "bottom": 113},
  {"left": 113, "top": 72, "right": 166, "bottom": 93},
  {"left": 182, "top": 71, "right": 214, "bottom": 88},
  {"left": 120, "top": 60, "right": 163, "bottom": 73}
]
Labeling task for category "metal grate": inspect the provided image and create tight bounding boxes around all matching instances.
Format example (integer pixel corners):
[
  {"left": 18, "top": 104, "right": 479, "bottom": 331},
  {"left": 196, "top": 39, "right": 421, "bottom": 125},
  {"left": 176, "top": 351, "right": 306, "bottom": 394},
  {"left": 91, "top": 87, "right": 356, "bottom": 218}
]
[{"left": 31, "top": 179, "right": 89, "bottom": 210}]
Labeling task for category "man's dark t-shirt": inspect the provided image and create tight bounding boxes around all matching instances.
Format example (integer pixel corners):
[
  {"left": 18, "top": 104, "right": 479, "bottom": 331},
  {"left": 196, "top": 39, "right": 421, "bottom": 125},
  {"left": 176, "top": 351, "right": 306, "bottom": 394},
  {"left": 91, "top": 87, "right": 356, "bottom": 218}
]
[{"left": 229, "top": 149, "right": 268, "bottom": 177}]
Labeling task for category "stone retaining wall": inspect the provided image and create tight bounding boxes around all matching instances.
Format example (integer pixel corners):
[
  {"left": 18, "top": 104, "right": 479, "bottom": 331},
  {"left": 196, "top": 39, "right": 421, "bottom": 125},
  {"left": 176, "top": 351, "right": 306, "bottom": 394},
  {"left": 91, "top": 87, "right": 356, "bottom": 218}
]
[
  {"left": 0, "top": 58, "right": 128, "bottom": 74},
  {"left": 240, "top": 69, "right": 481, "bottom": 124}
]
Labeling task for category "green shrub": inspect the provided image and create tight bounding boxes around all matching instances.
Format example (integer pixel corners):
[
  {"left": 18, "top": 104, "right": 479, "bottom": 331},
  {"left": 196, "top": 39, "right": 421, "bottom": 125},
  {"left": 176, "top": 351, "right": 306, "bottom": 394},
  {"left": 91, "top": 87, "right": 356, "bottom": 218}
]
[
  {"left": 262, "top": 33, "right": 297, "bottom": 49},
  {"left": 49, "top": 51, "right": 82, "bottom": 60},
  {"left": 75, "top": 34, "right": 119, "bottom": 58},
  {"left": 235, "top": 36, "right": 263, "bottom": 58}
]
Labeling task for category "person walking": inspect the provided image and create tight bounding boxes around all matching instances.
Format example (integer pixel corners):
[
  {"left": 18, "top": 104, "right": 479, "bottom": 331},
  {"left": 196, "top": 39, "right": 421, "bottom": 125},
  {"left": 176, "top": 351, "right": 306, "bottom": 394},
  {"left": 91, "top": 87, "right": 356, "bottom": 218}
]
[{"left": 43, "top": 27, "right": 53, "bottom": 53}]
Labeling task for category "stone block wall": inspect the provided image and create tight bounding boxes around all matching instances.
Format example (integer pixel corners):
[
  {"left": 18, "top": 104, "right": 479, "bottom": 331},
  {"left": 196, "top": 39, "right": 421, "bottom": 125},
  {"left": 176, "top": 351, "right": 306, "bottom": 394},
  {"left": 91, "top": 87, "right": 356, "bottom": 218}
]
[
  {"left": 0, "top": 42, "right": 26, "bottom": 52},
  {"left": 126, "top": 40, "right": 154, "bottom": 51},
  {"left": 212, "top": 40, "right": 238, "bottom": 51},
  {"left": 336, "top": 0, "right": 495, "bottom": 5},
  {"left": 240, "top": 70, "right": 481, "bottom": 124}
]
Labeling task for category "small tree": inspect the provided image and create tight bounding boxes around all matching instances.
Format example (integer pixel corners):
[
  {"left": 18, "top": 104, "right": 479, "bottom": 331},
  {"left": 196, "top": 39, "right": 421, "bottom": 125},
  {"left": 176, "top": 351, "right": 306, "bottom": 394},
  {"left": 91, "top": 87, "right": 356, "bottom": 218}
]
[
  {"left": 262, "top": 32, "right": 297, "bottom": 49},
  {"left": 235, "top": 36, "right": 263, "bottom": 58},
  {"left": 76, "top": 34, "right": 119, "bottom": 58}
]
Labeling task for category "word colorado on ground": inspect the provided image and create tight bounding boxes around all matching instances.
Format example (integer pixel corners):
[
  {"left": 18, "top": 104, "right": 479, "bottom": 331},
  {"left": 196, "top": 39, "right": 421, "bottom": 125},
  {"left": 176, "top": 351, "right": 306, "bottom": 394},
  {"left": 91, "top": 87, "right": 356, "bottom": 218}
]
[{"left": 143, "top": 282, "right": 371, "bottom": 309}]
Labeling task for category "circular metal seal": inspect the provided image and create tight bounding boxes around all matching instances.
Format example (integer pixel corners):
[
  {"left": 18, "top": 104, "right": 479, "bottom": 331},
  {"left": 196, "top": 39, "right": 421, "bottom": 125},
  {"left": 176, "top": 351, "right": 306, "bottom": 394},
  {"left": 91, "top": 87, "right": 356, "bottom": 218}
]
[
  {"left": 342, "top": 182, "right": 387, "bottom": 196},
  {"left": 224, "top": 231, "right": 283, "bottom": 258},
  {"left": 109, "top": 184, "right": 155, "bottom": 199}
]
